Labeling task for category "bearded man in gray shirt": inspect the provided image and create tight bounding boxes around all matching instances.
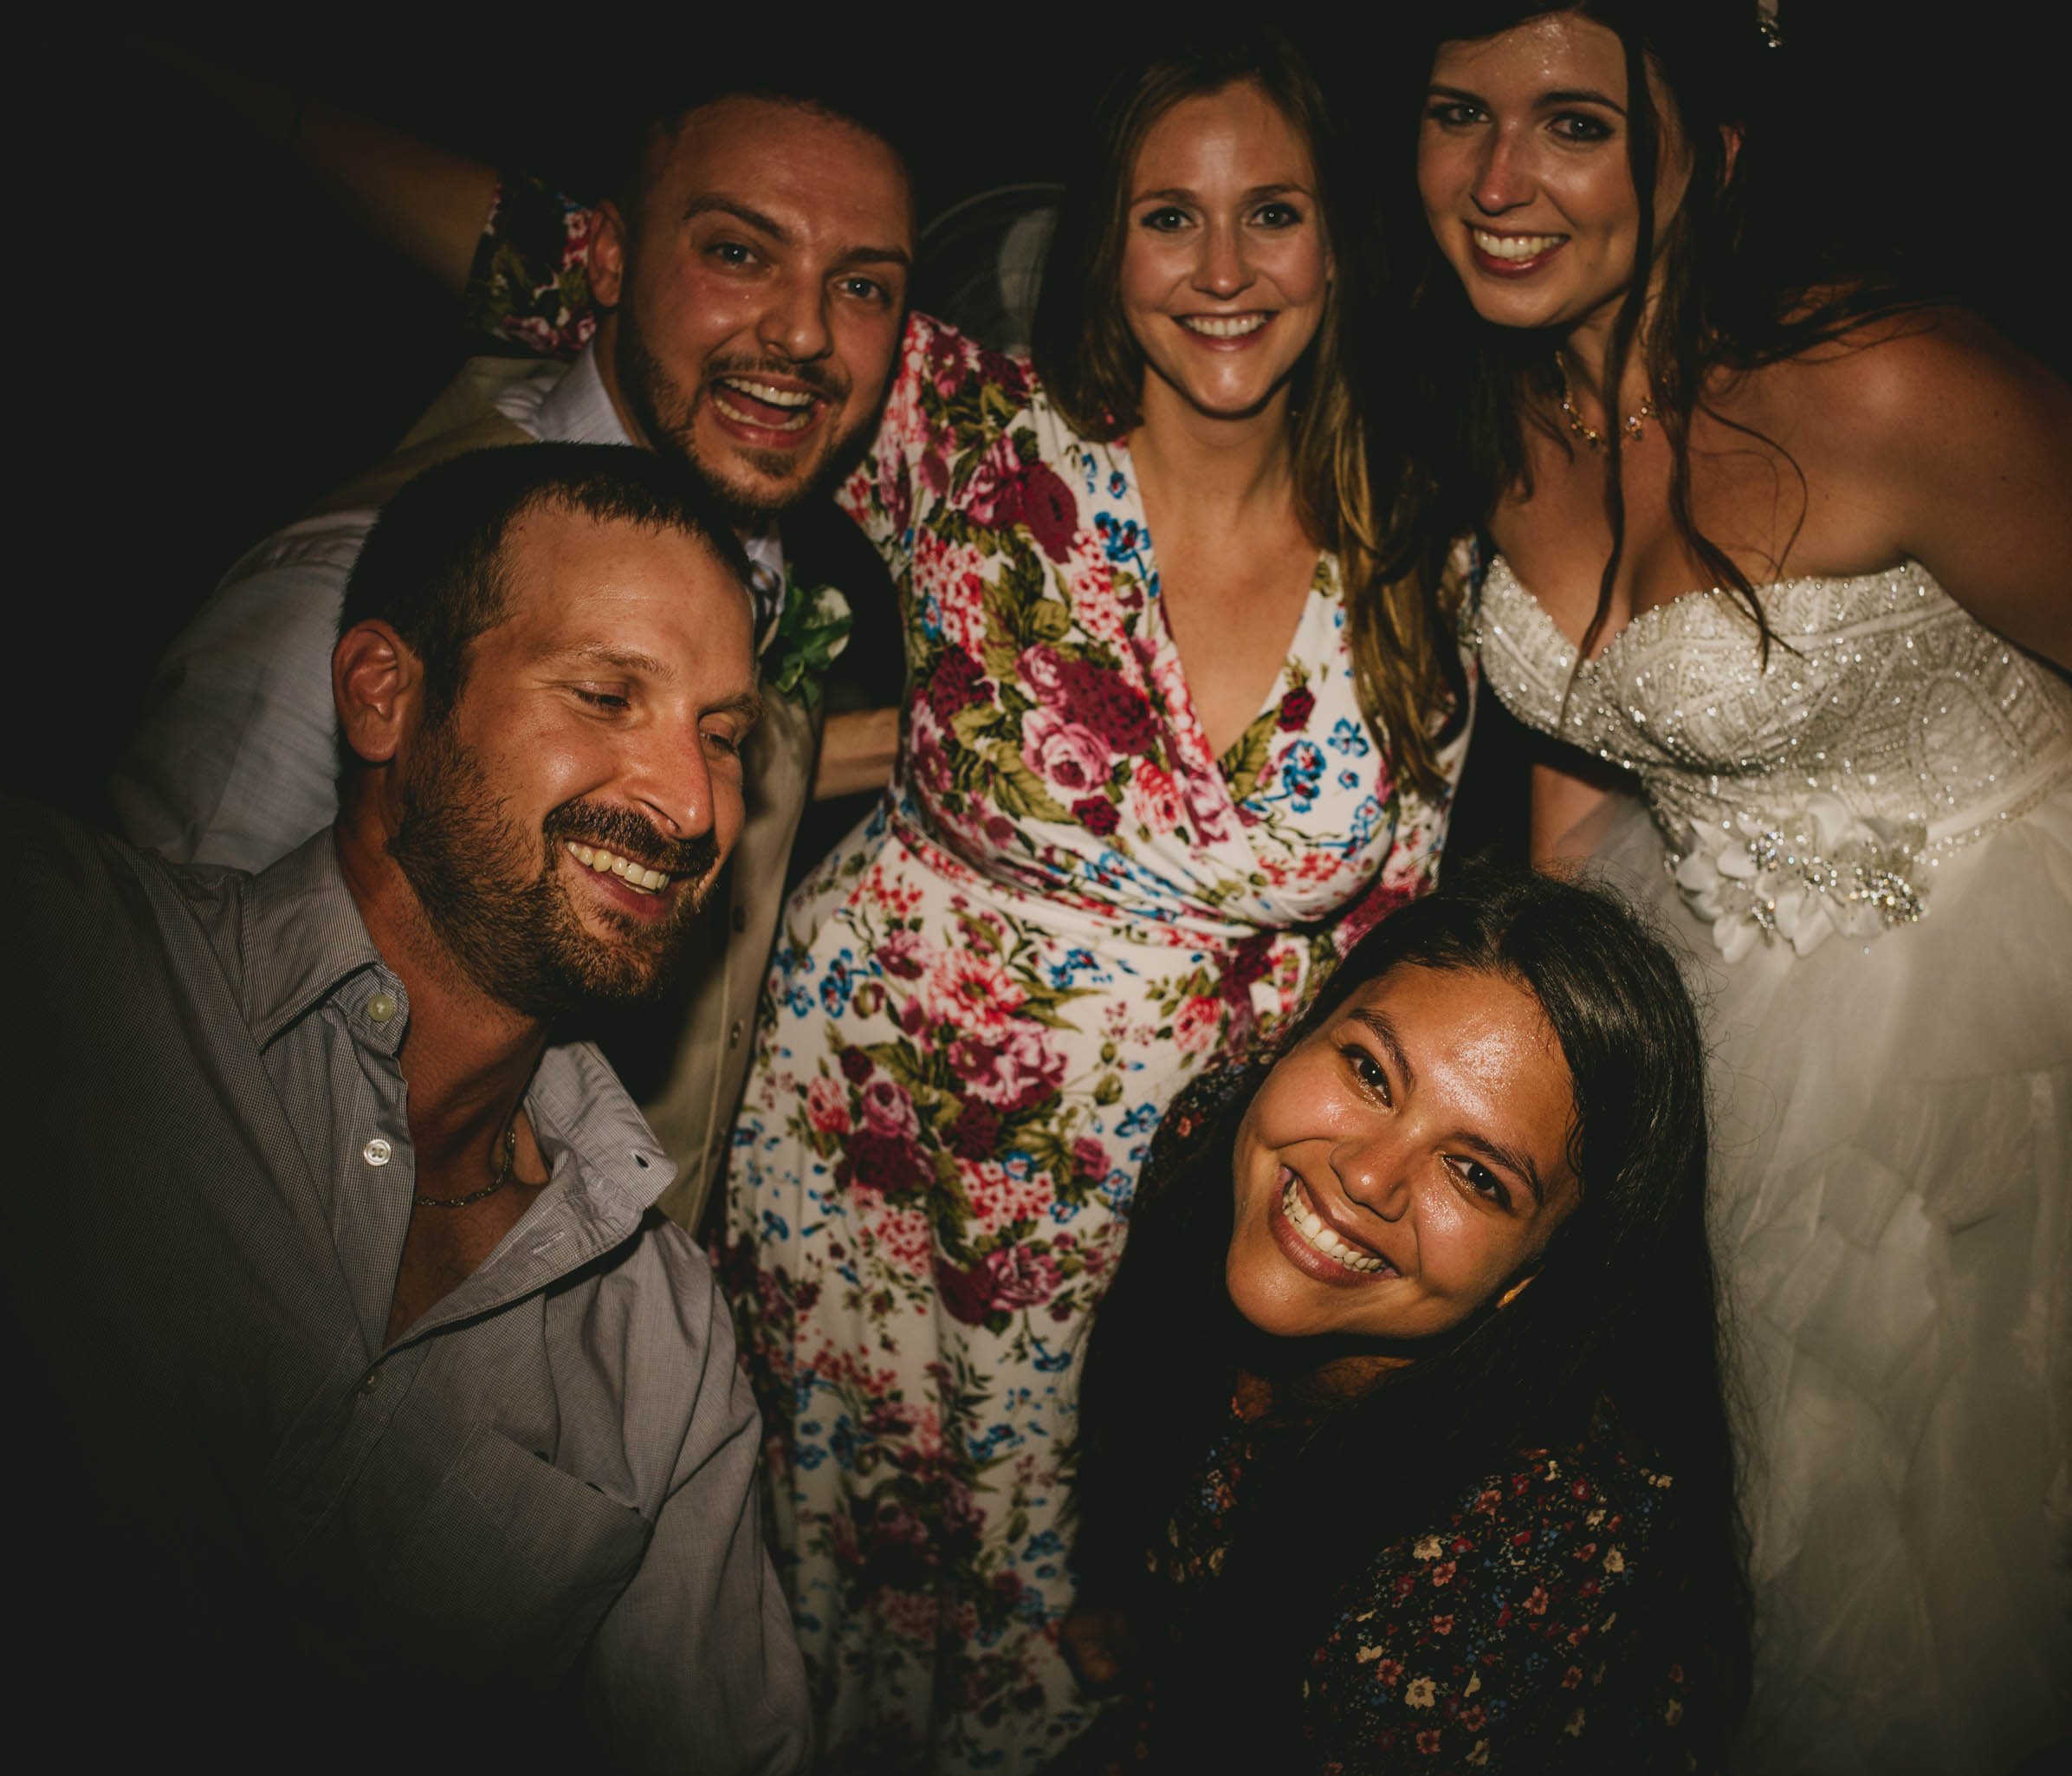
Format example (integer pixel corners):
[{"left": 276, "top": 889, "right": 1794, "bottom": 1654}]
[{"left": 1, "top": 444, "right": 807, "bottom": 1773}]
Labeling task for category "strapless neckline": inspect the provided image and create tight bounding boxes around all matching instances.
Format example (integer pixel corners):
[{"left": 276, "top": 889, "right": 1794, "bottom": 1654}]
[{"left": 1480, "top": 551, "right": 1900, "bottom": 671}]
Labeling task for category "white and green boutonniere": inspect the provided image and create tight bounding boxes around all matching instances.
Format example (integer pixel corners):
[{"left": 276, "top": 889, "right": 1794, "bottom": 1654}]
[{"left": 765, "top": 574, "right": 853, "bottom": 710}]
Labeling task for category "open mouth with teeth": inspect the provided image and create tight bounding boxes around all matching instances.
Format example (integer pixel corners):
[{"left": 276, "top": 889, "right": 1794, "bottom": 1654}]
[
  {"left": 709, "top": 375, "right": 826, "bottom": 438},
  {"left": 564, "top": 839, "right": 678, "bottom": 901},
  {"left": 1271, "top": 1169, "right": 1398, "bottom": 1281},
  {"left": 1467, "top": 228, "right": 1567, "bottom": 271},
  {"left": 1178, "top": 312, "right": 1272, "bottom": 341}
]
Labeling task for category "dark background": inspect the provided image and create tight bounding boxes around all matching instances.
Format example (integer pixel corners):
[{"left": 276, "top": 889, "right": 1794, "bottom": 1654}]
[{"left": 16, "top": 3, "right": 2064, "bottom": 858}]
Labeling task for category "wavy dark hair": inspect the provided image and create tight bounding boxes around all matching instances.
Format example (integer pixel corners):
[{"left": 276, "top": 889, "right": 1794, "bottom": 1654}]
[
  {"left": 1032, "top": 31, "right": 1467, "bottom": 799},
  {"left": 1072, "top": 867, "right": 1750, "bottom": 1761},
  {"left": 1379, "top": 0, "right": 1925, "bottom": 671}
]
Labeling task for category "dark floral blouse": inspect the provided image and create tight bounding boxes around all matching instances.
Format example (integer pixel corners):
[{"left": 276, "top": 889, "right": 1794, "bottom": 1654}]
[{"left": 1065, "top": 1394, "right": 1702, "bottom": 1775}]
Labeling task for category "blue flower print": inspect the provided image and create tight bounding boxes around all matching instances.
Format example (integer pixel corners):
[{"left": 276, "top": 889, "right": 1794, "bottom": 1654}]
[
  {"left": 1327, "top": 717, "right": 1371, "bottom": 758},
  {"left": 820, "top": 948, "right": 856, "bottom": 1015}
]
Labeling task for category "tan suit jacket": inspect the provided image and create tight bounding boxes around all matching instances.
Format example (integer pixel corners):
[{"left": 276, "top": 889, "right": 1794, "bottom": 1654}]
[{"left": 322, "top": 358, "right": 817, "bottom": 1235}]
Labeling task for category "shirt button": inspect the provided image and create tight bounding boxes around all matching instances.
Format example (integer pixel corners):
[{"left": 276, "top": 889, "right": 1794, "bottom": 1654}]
[
  {"left": 730, "top": 904, "right": 747, "bottom": 933},
  {"left": 359, "top": 1369, "right": 383, "bottom": 1396},
  {"left": 728, "top": 1021, "right": 745, "bottom": 1048},
  {"left": 366, "top": 992, "right": 398, "bottom": 1023},
  {"left": 363, "top": 1138, "right": 393, "bottom": 1167}
]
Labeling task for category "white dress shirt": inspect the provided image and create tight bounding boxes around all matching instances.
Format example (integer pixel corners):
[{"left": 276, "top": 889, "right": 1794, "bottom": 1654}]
[{"left": 112, "top": 347, "right": 784, "bottom": 871}]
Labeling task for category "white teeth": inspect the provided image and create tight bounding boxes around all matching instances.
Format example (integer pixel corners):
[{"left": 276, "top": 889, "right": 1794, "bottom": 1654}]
[
  {"left": 564, "top": 842, "right": 670, "bottom": 896},
  {"left": 1280, "top": 1176, "right": 1392, "bottom": 1274},
  {"left": 720, "top": 377, "right": 815, "bottom": 407},
  {"left": 1472, "top": 230, "right": 1564, "bottom": 262},
  {"left": 713, "top": 379, "right": 819, "bottom": 431},
  {"left": 1180, "top": 313, "right": 1269, "bottom": 339}
]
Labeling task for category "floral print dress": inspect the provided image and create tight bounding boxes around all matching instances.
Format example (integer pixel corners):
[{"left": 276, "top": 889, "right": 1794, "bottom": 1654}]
[{"left": 716, "top": 315, "right": 1466, "bottom": 1772}]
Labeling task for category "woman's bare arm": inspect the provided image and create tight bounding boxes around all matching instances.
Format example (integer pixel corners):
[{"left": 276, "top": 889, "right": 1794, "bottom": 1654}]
[{"left": 132, "top": 39, "right": 497, "bottom": 297}]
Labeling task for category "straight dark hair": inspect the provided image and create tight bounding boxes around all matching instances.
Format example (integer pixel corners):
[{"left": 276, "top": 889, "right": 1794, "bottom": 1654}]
[
  {"left": 340, "top": 441, "right": 751, "bottom": 725},
  {"left": 1032, "top": 32, "right": 1467, "bottom": 800},
  {"left": 1073, "top": 867, "right": 1751, "bottom": 1759}
]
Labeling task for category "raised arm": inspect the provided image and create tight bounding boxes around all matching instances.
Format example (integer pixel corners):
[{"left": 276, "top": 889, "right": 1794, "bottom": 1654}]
[{"left": 132, "top": 39, "right": 498, "bottom": 299}]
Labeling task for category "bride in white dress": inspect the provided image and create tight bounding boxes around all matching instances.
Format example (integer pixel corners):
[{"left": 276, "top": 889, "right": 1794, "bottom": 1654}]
[{"left": 1395, "top": 5, "right": 2070, "bottom": 1771}]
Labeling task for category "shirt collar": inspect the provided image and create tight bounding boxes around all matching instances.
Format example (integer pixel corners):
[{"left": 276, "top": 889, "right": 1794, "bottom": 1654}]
[
  {"left": 236, "top": 830, "right": 677, "bottom": 1220},
  {"left": 534, "top": 344, "right": 785, "bottom": 643},
  {"left": 533, "top": 343, "right": 638, "bottom": 448},
  {"left": 238, "top": 829, "right": 386, "bottom": 1048}
]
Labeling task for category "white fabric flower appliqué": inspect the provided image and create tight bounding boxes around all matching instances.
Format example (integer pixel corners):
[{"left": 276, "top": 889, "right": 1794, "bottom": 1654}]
[{"left": 1670, "top": 793, "right": 1926, "bottom": 963}]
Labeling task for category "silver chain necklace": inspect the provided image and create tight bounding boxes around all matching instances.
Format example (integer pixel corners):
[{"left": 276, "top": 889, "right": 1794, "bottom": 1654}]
[{"left": 413, "top": 1124, "right": 518, "bottom": 1209}]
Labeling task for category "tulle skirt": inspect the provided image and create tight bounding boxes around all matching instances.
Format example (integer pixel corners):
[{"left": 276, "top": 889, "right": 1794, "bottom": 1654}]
[{"left": 1587, "top": 786, "right": 2072, "bottom": 1776}]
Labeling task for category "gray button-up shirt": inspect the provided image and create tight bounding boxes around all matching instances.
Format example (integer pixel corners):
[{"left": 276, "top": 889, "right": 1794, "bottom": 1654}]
[{"left": 0, "top": 803, "right": 810, "bottom": 1773}]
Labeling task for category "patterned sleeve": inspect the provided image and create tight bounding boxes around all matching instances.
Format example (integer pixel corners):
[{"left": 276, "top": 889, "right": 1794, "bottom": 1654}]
[
  {"left": 834, "top": 310, "right": 1034, "bottom": 581},
  {"left": 461, "top": 172, "right": 601, "bottom": 360},
  {"left": 1302, "top": 1441, "right": 1698, "bottom": 1773}
]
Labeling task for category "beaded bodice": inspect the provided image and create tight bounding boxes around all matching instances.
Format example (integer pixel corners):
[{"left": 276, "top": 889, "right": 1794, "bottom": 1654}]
[{"left": 1474, "top": 556, "right": 2072, "bottom": 956}]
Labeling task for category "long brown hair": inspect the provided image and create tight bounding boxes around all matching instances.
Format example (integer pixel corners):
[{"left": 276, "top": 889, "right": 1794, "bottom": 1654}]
[
  {"left": 1385, "top": 0, "right": 1926, "bottom": 668},
  {"left": 1032, "top": 34, "right": 1467, "bottom": 800}
]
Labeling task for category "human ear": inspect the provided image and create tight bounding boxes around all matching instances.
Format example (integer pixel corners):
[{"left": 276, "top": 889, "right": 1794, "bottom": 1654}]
[
  {"left": 590, "top": 201, "right": 627, "bottom": 310},
  {"left": 333, "top": 621, "right": 419, "bottom": 766},
  {"left": 1720, "top": 123, "right": 1744, "bottom": 185}
]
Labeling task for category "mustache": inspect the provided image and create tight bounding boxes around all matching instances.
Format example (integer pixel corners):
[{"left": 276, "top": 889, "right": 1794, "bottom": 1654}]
[
  {"left": 703, "top": 350, "right": 851, "bottom": 407},
  {"left": 545, "top": 799, "right": 722, "bottom": 882}
]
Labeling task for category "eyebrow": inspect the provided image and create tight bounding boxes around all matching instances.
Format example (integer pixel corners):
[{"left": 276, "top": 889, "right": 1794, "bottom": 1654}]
[
  {"left": 1132, "top": 181, "right": 1314, "bottom": 206},
  {"left": 712, "top": 689, "right": 765, "bottom": 729},
  {"left": 682, "top": 195, "right": 911, "bottom": 271},
  {"left": 1426, "top": 81, "right": 1626, "bottom": 117},
  {"left": 1345, "top": 1007, "right": 1548, "bottom": 1206},
  {"left": 546, "top": 642, "right": 672, "bottom": 677}
]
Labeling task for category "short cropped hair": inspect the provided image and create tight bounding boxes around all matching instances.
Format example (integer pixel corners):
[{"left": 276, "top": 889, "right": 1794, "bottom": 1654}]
[{"left": 339, "top": 442, "right": 753, "bottom": 726}]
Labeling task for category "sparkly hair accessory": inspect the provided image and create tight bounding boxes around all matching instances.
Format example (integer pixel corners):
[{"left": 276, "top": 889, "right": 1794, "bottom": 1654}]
[{"left": 1756, "top": 0, "right": 1784, "bottom": 49}]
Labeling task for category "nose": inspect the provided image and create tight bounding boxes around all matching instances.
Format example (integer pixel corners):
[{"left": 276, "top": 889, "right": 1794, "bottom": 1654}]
[
  {"left": 1191, "top": 218, "right": 1254, "bottom": 301},
  {"left": 1332, "top": 1131, "right": 1413, "bottom": 1222},
  {"left": 759, "top": 269, "right": 832, "bottom": 364},
  {"left": 625, "top": 711, "right": 727, "bottom": 847},
  {"left": 1471, "top": 126, "right": 1533, "bottom": 216}
]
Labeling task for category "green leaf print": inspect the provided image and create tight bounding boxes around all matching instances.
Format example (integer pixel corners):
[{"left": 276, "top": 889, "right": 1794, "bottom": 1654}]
[{"left": 1221, "top": 705, "right": 1280, "bottom": 804}]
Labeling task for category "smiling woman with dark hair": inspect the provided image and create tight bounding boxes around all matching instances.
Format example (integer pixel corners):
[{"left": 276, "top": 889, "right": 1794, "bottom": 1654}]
[{"left": 1059, "top": 867, "right": 1748, "bottom": 1773}]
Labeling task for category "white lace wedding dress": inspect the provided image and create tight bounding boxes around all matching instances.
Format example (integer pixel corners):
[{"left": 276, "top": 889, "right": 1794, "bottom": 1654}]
[{"left": 1476, "top": 556, "right": 2072, "bottom": 1775}]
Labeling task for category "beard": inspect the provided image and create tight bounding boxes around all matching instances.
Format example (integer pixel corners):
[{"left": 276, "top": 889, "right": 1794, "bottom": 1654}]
[
  {"left": 386, "top": 718, "right": 722, "bottom": 1021},
  {"left": 612, "top": 308, "right": 858, "bottom": 528}
]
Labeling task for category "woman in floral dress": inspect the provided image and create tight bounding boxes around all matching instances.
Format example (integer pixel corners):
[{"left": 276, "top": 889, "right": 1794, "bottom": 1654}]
[
  {"left": 720, "top": 48, "right": 1469, "bottom": 1767},
  {"left": 274, "top": 39, "right": 1472, "bottom": 1770}
]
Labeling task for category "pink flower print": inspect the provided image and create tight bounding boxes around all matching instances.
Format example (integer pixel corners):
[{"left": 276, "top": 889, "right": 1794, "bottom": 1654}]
[
  {"left": 1021, "top": 707, "right": 1112, "bottom": 797},
  {"left": 860, "top": 1077, "right": 922, "bottom": 1142},
  {"left": 1182, "top": 767, "right": 1231, "bottom": 845},
  {"left": 936, "top": 1244, "right": 1062, "bottom": 1325},
  {"left": 926, "top": 946, "right": 1026, "bottom": 1034},
  {"left": 1072, "top": 796, "right": 1119, "bottom": 838},
  {"left": 807, "top": 1075, "right": 851, "bottom": 1135},
  {"left": 1174, "top": 994, "right": 1223, "bottom": 1054},
  {"left": 1072, "top": 1137, "right": 1109, "bottom": 1181},
  {"left": 877, "top": 928, "right": 929, "bottom": 982},
  {"left": 1017, "top": 645, "right": 1068, "bottom": 703},
  {"left": 1016, "top": 461, "right": 1080, "bottom": 564},
  {"left": 1277, "top": 684, "right": 1317, "bottom": 731},
  {"left": 962, "top": 434, "right": 1023, "bottom": 528},
  {"left": 1129, "top": 759, "right": 1183, "bottom": 833},
  {"left": 952, "top": 1022, "right": 1066, "bottom": 1110}
]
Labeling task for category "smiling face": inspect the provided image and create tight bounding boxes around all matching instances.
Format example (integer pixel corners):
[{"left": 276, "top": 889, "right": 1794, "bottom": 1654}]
[
  {"left": 1226, "top": 963, "right": 1583, "bottom": 1344},
  {"left": 1417, "top": 12, "right": 1693, "bottom": 355},
  {"left": 385, "top": 506, "right": 759, "bottom": 1017},
  {"left": 595, "top": 97, "right": 914, "bottom": 523},
  {"left": 1119, "top": 79, "right": 1332, "bottom": 426}
]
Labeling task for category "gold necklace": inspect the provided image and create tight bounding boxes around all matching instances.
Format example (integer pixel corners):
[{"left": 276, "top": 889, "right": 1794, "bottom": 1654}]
[
  {"left": 413, "top": 1123, "right": 519, "bottom": 1209},
  {"left": 1556, "top": 356, "right": 1656, "bottom": 450}
]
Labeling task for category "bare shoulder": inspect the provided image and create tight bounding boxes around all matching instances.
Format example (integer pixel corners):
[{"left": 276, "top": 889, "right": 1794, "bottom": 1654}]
[{"left": 1772, "top": 306, "right": 2069, "bottom": 467}]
